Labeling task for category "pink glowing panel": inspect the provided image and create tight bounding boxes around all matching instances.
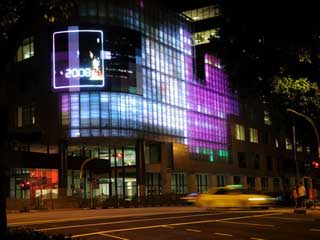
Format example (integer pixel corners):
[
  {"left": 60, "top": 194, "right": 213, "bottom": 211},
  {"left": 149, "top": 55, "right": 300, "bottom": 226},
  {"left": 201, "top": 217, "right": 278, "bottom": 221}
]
[{"left": 186, "top": 53, "right": 239, "bottom": 156}]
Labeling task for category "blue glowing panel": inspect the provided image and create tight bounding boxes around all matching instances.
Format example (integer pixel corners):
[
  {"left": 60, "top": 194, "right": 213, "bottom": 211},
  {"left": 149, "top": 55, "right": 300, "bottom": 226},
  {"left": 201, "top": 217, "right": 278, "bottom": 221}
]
[{"left": 53, "top": 26, "right": 105, "bottom": 90}]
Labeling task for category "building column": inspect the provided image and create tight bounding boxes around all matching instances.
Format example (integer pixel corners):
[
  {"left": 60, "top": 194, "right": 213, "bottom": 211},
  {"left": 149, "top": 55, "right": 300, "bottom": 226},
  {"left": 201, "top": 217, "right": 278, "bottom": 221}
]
[
  {"left": 136, "top": 139, "right": 145, "bottom": 197},
  {"left": 242, "top": 176, "right": 248, "bottom": 189},
  {"left": 160, "top": 143, "right": 173, "bottom": 194},
  {"left": 268, "top": 177, "right": 274, "bottom": 192},
  {"left": 226, "top": 175, "right": 233, "bottom": 185},
  {"left": 58, "top": 139, "right": 68, "bottom": 196},
  {"left": 255, "top": 177, "right": 262, "bottom": 192},
  {"left": 188, "top": 173, "right": 196, "bottom": 193},
  {"left": 210, "top": 174, "right": 217, "bottom": 187}
]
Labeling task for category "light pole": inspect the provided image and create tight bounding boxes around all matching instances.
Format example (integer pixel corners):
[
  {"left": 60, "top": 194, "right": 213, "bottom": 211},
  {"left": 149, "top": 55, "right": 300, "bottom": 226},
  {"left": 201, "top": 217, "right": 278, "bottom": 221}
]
[{"left": 286, "top": 108, "right": 320, "bottom": 183}]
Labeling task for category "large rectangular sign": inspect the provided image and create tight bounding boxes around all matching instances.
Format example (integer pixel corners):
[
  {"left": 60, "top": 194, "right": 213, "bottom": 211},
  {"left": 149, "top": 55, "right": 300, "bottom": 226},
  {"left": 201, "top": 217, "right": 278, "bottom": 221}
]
[{"left": 52, "top": 27, "right": 105, "bottom": 90}]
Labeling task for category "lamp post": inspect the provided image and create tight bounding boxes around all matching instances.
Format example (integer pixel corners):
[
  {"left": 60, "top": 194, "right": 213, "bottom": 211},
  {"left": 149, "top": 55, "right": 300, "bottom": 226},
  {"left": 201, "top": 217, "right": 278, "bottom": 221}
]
[{"left": 286, "top": 108, "right": 320, "bottom": 183}]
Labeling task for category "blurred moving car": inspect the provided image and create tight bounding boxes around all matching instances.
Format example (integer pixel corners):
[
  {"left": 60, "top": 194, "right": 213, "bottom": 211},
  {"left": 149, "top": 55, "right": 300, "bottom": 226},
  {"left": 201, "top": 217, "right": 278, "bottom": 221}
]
[
  {"left": 195, "top": 185, "right": 275, "bottom": 209},
  {"left": 181, "top": 192, "right": 199, "bottom": 205}
]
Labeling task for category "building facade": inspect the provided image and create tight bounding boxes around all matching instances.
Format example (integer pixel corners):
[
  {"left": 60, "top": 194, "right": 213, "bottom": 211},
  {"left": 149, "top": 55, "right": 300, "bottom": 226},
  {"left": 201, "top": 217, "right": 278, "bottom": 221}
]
[{"left": 5, "top": 0, "right": 318, "bottom": 203}]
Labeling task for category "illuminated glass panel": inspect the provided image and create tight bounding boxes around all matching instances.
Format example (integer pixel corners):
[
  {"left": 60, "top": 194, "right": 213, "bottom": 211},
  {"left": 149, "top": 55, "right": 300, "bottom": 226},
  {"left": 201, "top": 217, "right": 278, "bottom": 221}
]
[
  {"left": 17, "top": 37, "right": 34, "bottom": 62},
  {"left": 193, "top": 29, "right": 219, "bottom": 46},
  {"left": 249, "top": 128, "right": 258, "bottom": 143},
  {"left": 285, "top": 138, "right": 293, "bottom": 150},
  {"left": 235, "top": 124, "right": 245, "bottom": 141},
  {"left": 182, "top": 5, "right": 221, "bottom": 21},
  {"left": 264, "top": 110, "right": 272, "bottom": 125}
]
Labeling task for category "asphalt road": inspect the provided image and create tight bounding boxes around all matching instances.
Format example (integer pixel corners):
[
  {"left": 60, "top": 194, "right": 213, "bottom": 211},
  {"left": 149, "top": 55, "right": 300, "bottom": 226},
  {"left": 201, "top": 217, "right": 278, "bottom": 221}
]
[{"left": 7, "top": 207, "right": 320, "bottom": 240}]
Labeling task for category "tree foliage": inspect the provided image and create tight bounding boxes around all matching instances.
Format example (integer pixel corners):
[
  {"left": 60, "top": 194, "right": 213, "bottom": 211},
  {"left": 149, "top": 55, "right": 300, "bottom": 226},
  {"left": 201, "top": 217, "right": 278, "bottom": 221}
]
[
  {"left": 0, "top": 0, "right": 78, "bottom": 68},
  {"left": 0, "top": 1, "right": 77, "bottom": 237},
  {"left": 209, "top": 0, "right": 320, "bottom": 118}
]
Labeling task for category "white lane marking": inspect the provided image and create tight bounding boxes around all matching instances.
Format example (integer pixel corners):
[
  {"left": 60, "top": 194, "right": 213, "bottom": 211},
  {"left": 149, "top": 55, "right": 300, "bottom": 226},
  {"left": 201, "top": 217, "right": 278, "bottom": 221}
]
[
  {"left": 185, "top": 228, "right": 201, "bottom": 232},
  {"left": 310, "top": 228, "right": 320, "bottom": 232},
  {"left": 217, "top": 220, "right": 273, "bottom": 227},
  {"left": 71, "top": 212, "right": 281, "bottom": 238},
  {"left": 99, "top": 233, "right": 129, "bottom": 240},
  {"left": 161, "top": 225, "right": 174, "bottom": 229},
  {"left": 263, "top": 216, "right": 310, "bottom": 221},
  {"left": 250, "top": 238, "right": 265, "bottom": 240},
  {"left": 171, "top": 212, "right": 280, "bottom": 226},
  {"left": 35, "top": 212, "right": 229, "bottom": 231},
  {"left": 214, "top": 232, "right": 233, "bottom": 237}
]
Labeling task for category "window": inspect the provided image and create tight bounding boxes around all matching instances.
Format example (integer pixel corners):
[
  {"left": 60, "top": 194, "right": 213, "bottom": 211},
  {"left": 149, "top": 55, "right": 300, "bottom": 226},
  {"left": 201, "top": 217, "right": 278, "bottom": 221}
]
[
  {"left": 264, "top": 111, "right": 272, "bottom": 125},
  {"left": 261, "top": 177, "right": 269, "bottom": 192},
  {"left": 17, "top": 104, "right": 36, "bottom": 127},
  {"left": 146, "top": 173, "right": 161, "bottom": 195},
  {"left": 266, "top": 156, "right": 273, "bottom": 171},
  {"left": 235, "top": 124, "right": 245, "bottom": 141},
  {"left": 145, "top": 143, "right": 161, "bottom": 164},
  {"left": 192, "top": 29, "right": 219, "bottom": 45},
  {"left": 247, "top": 177, "right": 256, "bottom": 191},
  {"left": 233, "top": 176, "right": 241, "bottom": 185},
  {"left": 273, "top": 178, "right": 280, "bottom": 192},
  {"left": 306, "top": 146, "right": 311, "bottom": 153},
  {"left": 261, "top": 130, "right": 269, "bottom": 144},
  {"left": 17, "top": 37, "right": 34, "bottom": 62},
  {"left": 238, "top": 152, "right": 246, "bottom": 168},
  {"left": 182, "top": 5, "right": 221, "bottom": 22},
  {"left": 171, "top": 173, "right": 186, "bottom": 194},
  {"left": 196, "top": 174, "right": 209, "bottom": 193},
  {"left": 297, "top": 141, "right": 303, "bottom": 152},
  {"left": 217, "top": 175, "right": 225, "bottom": 187},
  {"left": 285, "top": 138, "right": 293, "bottom": 150},
  {"left": 249, "top": 128, "right": 258, "bottom": 143}
]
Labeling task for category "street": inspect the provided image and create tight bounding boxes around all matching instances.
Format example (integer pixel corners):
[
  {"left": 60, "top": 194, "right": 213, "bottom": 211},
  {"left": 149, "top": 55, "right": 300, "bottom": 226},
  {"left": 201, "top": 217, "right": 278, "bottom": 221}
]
[{"left": 7, "top": 207, "right": 320, "bottom": 240}]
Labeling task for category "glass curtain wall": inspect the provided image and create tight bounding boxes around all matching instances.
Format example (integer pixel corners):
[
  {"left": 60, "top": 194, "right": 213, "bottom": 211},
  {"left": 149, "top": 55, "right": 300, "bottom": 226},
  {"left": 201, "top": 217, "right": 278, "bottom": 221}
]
[{"left": 61, "top": 1, "right": 239, "bottom": 166}]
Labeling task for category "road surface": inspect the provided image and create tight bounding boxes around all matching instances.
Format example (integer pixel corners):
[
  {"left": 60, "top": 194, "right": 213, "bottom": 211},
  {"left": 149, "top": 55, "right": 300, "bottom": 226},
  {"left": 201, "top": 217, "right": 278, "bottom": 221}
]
[{"left": 7, "top": 207, "right": 320, "bottom": 240}]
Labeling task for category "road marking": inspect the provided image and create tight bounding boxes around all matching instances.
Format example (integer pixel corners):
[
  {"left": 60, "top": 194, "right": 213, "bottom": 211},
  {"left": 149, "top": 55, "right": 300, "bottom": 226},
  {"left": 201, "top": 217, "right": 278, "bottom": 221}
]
[
  {"left": 161, "top": 225, "right": 174, "bottom": 229},
  {"left": 263, "top": 216, "right": 308, "bottom": 221},
  {"left": 8, "top": 210, "right": 206, "bottom": 226},
  {"left": 310, "top": 229, "right": 320, "bottom": 232},
  {"left": 171, "top": 212, "right": 280, "bottom": 226},
  {"left": 214, "top": 232, "right": 233, "bottom": 237},
  {"left": 250, "top": 238, "right": 265, "bottom": 240},
  {"left": 99, "top": 233, "right": 129, "bottom": 240},
  {"left": 35, "top": 212, "right": 229, "bottom": 231},
  {"left": 217, "top": 220, "right": 274, "bottom": 227},
  {"left": 71, "top": 212, "right": 281, "bottom": 238},
  {"left": 185, "top": 228, "right": 201, "bottom": 232}
]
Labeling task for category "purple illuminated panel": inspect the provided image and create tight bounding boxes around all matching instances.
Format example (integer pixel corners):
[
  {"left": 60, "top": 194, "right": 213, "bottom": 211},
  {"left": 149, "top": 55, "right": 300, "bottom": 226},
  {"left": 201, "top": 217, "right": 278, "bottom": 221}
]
[
  {"left": 186, "top": 53, "right": 239, "bottom": 160},
  {"left": 52, "top": 27, "right": 105, "bottom": 90}
]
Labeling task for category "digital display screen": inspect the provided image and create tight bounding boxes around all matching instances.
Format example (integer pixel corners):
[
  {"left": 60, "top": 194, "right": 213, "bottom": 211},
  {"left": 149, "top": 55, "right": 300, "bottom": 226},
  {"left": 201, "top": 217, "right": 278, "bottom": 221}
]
[
  {"left": 52, "top": 26, "right": 142, "bottom": 94},
  {"left": 104, "top": 26, "right": 142, "bottom": 95},
  {"left": 52, "top": 27, "right": 105, "bottom": 90}
]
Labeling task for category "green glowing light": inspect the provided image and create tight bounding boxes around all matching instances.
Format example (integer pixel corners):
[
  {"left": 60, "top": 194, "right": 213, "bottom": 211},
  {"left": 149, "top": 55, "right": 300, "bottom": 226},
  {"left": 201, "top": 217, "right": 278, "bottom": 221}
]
[{"left": 218, "top": 149, "right": 229, "bottom": 158}]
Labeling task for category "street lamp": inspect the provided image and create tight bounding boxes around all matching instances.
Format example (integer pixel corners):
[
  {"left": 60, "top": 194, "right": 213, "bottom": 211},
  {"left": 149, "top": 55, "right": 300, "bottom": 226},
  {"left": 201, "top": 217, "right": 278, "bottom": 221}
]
[{"left": 286, "top": 108, "right": 320, "bottom": 183}]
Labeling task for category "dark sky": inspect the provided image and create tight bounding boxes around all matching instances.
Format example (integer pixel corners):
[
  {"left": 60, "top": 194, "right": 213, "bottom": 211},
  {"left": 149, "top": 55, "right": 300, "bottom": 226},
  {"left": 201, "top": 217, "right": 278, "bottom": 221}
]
[{"left": 147, "top": 0, "right": 214, "bottom": 12}]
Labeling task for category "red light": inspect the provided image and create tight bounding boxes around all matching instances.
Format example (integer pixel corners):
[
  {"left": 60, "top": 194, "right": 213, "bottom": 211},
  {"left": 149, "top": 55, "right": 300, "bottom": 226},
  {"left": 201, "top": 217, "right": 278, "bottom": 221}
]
[
  {"left": 312, "top": 161, "right": 320, "bottom": 168},
  {"left": 116, "top": 153, "right": 123, "bottom": 158}
]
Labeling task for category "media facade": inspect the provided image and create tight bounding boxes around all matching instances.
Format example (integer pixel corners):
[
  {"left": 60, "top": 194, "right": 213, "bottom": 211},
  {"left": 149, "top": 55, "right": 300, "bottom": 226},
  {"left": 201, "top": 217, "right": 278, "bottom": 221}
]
[{"left": 59, "top": 2, "right": 239, "bottom": 162}]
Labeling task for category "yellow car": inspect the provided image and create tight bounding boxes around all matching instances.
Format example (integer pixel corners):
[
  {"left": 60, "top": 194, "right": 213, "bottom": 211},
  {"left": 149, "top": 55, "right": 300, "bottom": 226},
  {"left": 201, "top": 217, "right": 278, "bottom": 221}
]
[{"left": 195, "top": 185, "right": 275, "bottom": 209}]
